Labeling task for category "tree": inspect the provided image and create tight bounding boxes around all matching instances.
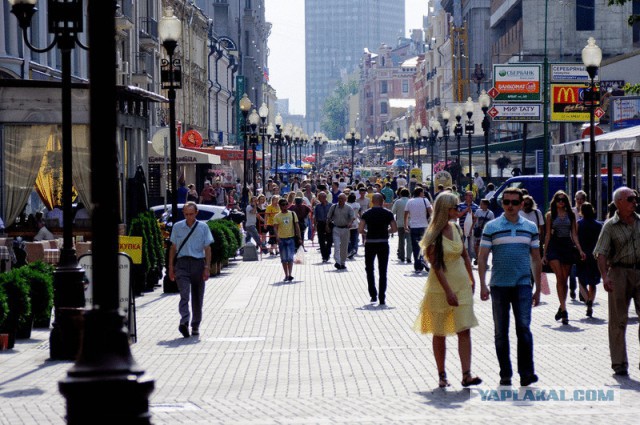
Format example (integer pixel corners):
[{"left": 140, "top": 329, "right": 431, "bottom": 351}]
[
  {"left": 496, "top": 155, "right": 512, "bottom": 178},
  {"left": 608, "top": 0, "right": 640, "bottom": 25},
  {"left": 321, "top": 79, "right": 358, "bottom": 139}
]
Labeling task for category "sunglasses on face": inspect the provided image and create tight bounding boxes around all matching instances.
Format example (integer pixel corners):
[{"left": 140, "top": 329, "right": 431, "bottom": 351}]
[
  {"left": 524, "top": 203, "right": 532, "bottom": 207},
  {"left": 556, "top": 198, "right": 567, "bottom": 203},
  {"left": 502, "top": 199, "right": 522, "bottom": 206},
  {"left": 626, "top": 196, "right": 639, "bottom": 203}
]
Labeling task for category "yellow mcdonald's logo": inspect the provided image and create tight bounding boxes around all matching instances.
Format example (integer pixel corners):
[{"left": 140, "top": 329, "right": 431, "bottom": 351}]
[{"left": 556, "top": 87, "right": 576, "bottom": 103}]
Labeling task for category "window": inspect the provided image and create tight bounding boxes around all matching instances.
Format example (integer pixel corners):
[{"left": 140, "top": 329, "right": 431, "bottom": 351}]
[
  {"left": 402, "top": 80, "right": 409, "bottom": 93},
  {"left": 381, "top": 80, "right": 388, "bottom": 94},
  {"left": 380, "top": 102, "right": 388, "bottom": 114},
  {"left": 576, "top": 0, "right": 594, "bottom": 31}
]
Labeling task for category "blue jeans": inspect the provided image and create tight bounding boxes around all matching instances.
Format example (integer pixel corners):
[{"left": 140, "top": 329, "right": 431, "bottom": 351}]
[
  {"left": 490, "top": 285, "right": 535, "bottom": 379},
  {"left": 409, "top": 227, "right": 426, "bottom": 271},
  {"left": 278, "top": 237, "right": 296, "bottom": 263},
  {"left": 348, "top": 228, "right": 359, "bottom": 255}
]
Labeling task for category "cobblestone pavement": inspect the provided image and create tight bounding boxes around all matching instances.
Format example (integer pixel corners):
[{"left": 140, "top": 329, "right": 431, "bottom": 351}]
[{"left": 1, "top": 235, "right": 640, "bottom": 424}]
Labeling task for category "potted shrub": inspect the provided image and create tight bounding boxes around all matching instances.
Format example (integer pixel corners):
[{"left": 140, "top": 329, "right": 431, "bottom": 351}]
[
  {"left": 0, "top": 269, "right": 31, "bottom": 348},
  {"left": 129, "top": 211, "right": 165, "bottom": 294},
  {"left": 0, "top": 285, "right": 8, "bottom": 350},
  {"left": 19, "top": 261, "right": 54, "bottom": 329},
  {"left": 207, "top": 221, "right": 226, "bottom": 275}
]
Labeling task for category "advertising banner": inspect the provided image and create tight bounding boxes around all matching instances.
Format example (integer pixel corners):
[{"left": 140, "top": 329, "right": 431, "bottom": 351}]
[
  {"left": 550, "top": 64, "right": 597, "bottom": 83},
  {"left": 493, "top": 65, "right": 541, "bottom": 102},
  {"left": 488, "top": 104, "right": 542, "bottom": 122},
  {"left": 550, "top": 84, "right": 599, "bottom": 122},
  {"left": 611, "top": 96, "right": 640, "bottom": 130}
]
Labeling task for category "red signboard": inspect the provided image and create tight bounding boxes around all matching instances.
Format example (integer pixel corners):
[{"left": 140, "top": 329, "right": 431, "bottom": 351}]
[{"left": 181, "top": 130, "right": 203, "bottom": 148}]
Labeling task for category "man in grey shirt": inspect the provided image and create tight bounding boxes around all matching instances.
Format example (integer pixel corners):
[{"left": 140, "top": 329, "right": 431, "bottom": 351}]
[
  {"left": 327, "top": 193, "right": 355, "bottom": 270},
  {"left": 391, "top": 187, "right": 412, "bottom": 263}
]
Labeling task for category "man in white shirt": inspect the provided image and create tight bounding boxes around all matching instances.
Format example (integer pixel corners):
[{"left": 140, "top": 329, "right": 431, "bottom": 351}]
[{"left": 403, "top": 187, "right": 432, "bottom": 273}]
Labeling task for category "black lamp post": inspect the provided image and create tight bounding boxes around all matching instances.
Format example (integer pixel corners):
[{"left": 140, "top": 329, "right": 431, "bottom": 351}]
[
  {"left": 239, "top": 93, "right": 252, "bottom": 206},
  {"left": 274, "top": 113, "right": 283, "bottom": 181},
  {"left": 479, "top": 89, "right": 492, "bottom": 183},
  {"left": 442, "top": 108, "right": 451, "bottom": 169},
  {"left": 9, "top": 0, "right": 89, "bottom": 360},
  {"left": 248, "top": 108, "right": 259, "bottom": 196},
  {"left": 428, "top": 118, "right": 441, "bottom": 197},
  {"left": 57, "top": 1, "right": 154, "bottom": 422},
  {"left": 454, "top": 106, "right": 463, "bottom": 187},
  {"left": 582, "top": 37, "right": 602, "bottom": 203},
  {"left": 158, "top": 7, "right": 183, "bottom": 225},
  {"left": 420, "top": 125, "right": 428, "bottom": 168},
  {"left": 345, "top": 128, "right": 360, "bottom": 183},
  {"left": 409, "top": 124, "right": 416, "bottom": 167},
  {"left": 258, "top": 103, "right": 269, "bottom": 195},
  {"left": 402, "top": 132, "right": 408, "bottom": 161},
  {"left": 464, "top": 97, "right": 475, "bottom": 190},
  {"left": 313, "top": 132, "right": 321, "bottom": 170}
]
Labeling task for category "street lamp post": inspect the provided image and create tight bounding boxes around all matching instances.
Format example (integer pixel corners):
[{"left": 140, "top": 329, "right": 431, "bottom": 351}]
[
  {"left": 409, "top": 124, "right": 416, "bottom": 167},
  {"left": 274, "top": 113, "right": 283, "bottom": 181},
  {"left": 479, "top": 90, "right": 492, "bottom": 183},
  {"left": 582, "top": 37, "right": 602, "bottom": 203},
  {"left": 266, "top": 123, "right": 274, "bottom": 181},
  {"left": 420, "top": 126, "right": 428, "bottom": 168},
  {"left": 239, "top": 94, "right": 252, "bottom": 207},
  {"left": 9, "top": 0, "right": 89, "bottom": 360},
  {"left": 464, "top": 97, "right": 475, "bottom": 190},
  {"left": 248, "top": 108, "right": 259, "bottom": 196},
  {"left": 259, "top": 103, "right": 269, "bottom": 195},
  {"left": 441, "top": 108, "right": 450, "bottom": 170},
  {"left": 429, "top": 118, "right": 441, "bottom": 197},
  {"left": 345, "top": 128, "right": 359, "bottom": 183},
  {"left": 402, "top": 132, "right": 408, "bottom": 161},
  {"left": 454, "top": 106, "right": 463, "bottom": 187}
]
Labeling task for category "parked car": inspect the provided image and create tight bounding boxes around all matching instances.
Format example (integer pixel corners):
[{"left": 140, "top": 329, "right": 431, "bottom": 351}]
[{"left": 150, "top": 204, "right": 229, "bottom": 224}]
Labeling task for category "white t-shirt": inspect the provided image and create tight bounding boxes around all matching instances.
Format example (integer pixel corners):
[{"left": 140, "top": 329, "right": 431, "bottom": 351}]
[
  {"left": 405, "top": 197, "right": 432, "bottom": 228},
  {"left": 348, "top": 202, "right": 361, "bottom": 229},
  {"left": 519, "top": 209, "right": 544, "bottom": 228},
  {"left": 396, "top": 177, "right": 407, "bottom": 188}
]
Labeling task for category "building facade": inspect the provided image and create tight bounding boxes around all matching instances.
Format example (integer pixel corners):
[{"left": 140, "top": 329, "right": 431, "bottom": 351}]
[{"left": 305, "top": 0, "right": 405, "bottom": 133}]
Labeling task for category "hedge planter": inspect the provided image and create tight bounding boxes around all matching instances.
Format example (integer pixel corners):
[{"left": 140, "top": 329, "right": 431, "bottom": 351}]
[
  {"left": 16, "top": 315, "right": 33, "bottom": 340},
  {"left": 18, "top": 262, "right": 54, "bottom": 329},
  {"left": 0, "top": 270, "right": 31, "bottom": 349}
]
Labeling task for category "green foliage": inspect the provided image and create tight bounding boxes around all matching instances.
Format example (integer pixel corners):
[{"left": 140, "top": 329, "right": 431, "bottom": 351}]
[
  {"left": 0, "top": 269, "right": 32, "bottom": 327},
  {"left": 18, "top": 262, "right": 54, "bottom": 321},
  {"left": 321, "top": 79, "right": 359, "bottom": 139},
  {"left": 207, "top": 219, "right": 242, "bottom": 263},
  {"left": 0, "top": 284, "right": 8, "bottom": 328},
  {"left": 129, "top": 211, "right": 165, "bottom": 273},
  {"left": 607, "top": 0, "right": 640, "bottom": 25},
  {"left": 207, "top": 221, "right": 226, "bottom": 263},
  {"left": 623, "top": 82, "right": 640, "bottom": 94}
]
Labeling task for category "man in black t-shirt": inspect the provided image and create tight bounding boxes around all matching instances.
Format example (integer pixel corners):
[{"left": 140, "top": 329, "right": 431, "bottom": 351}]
[{"left": 359, "top": 193, "right": 397, "bottom": 306}]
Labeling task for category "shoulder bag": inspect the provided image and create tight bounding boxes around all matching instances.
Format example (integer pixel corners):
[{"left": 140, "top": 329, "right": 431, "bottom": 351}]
[{"left": 174, "top": 221, "right": 200, "bottom": 264}]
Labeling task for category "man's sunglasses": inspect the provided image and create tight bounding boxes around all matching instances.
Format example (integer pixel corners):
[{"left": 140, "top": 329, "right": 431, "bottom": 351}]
[
  {"left": 502, "top": 199, "right": 522, "bottom": 206},
  {"left": 626, "top": 196, "right": 639, "bottom": 203}
]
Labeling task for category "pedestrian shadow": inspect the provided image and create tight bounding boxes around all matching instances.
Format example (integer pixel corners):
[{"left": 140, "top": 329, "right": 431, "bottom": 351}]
[
  {"left": 271, "top": 279, "right": 302, "bottom": 286},
  {"left": 157, "top": 337, "right": 201, "bottom": 347},
  {"left": 576, "top": 317, "right": 607, "bottom": 325},
  {"left": 613, "top": 375, "right": 640, "bottom": 391},
  {"left": 415, "top": 388, "right": 470, "bottom": 409},
  {"left": 355, "top": 304, "right": 396, "bottom": 311},
  {"left": 541, "top": 324, "right": 585, "bottom": 333},
  {"left": 0, "top": 387, "right": 46, "bottom": 399}
]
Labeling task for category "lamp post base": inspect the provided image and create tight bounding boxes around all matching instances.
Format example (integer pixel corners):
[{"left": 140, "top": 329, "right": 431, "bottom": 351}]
[
  {"left": 59, "top": 309, "right": 155, "bottom": 424},
  {"left": 50, "top": 250, "right": 86, "bottom": 361}
]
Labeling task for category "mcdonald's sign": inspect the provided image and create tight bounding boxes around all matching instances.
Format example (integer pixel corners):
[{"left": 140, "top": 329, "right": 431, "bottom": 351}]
[{"left": 550, "top": 84, "right": 598, "bottom": 122}]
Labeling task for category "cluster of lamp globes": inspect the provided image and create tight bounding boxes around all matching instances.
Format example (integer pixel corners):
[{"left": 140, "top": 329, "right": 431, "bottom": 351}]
[{"left": 345, "top": 128, "right": 361, "bottom": 144}]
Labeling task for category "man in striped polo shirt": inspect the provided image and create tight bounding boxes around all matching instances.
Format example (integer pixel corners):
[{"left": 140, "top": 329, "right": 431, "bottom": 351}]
[{"left": 477, "top": 187, "right": 542, "bottom": 387}]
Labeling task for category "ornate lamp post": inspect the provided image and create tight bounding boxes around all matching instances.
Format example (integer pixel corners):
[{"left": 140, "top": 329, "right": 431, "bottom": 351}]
[
  {"left": 464, "top": 97, "right": 475, "bottom": 190},
  {"left": 582, "top": 37, "right": 602, "bottom": 202},
  {"left": 9, "top": 0, "right": 90, "bottom": 360},
  {"left": 248, "top": 108, "right": 260, "bottom": 196},
  {"left": 402, "top": 132, "right": 408, "bottom": 161},
  {"left": 345, "top": 128, "right": 359, "bottom": 183},
  {"left": 428, "top": 118, "right": 441, "bottom": 197},
  {"left": 239, "top": 94, "right": 252, "bottom": 206},
  {"left": 283, "top": 123, "right": 293, "bottom": 165},
  {"left": 274, "top": 113, "right": 283, "bottom": 181},
  {"left": 441, "top": 108, "right": 451, "bottom": 169},
  {"left": 409, "top": 124, "right": 416, "bottom": 167},
  {"left": 266, "top": 123, "right": 274, "bottom": 179},
  {"left": 258, "top": 103, "right": 269, "bottom": 194},
  {"left": 479, "top": 89, "right": 492, "bottom": 182},
  {"left": 454, "top": 106, "right": 463, "bottom": 187},
  {"left": 420, "top": 125, "right": 429, "bottom": 168}
]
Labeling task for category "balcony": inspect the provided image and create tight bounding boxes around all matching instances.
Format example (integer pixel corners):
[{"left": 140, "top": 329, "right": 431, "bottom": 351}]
[
  {"left": 139, "top": 17, "right": 158, "bottom": 50},
  {"left": 116, "top": 0, "right": 134, "bottom": 32}
]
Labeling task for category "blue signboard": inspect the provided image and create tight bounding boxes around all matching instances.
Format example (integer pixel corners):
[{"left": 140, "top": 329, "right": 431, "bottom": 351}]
[{"left": 611, "top": 96, "right": 640, "bottom": 130}]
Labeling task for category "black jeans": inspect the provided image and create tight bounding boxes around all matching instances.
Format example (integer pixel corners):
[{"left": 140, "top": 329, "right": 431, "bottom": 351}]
[
  {"left": 365, "top": 242, "right": 390, "bottom": 302},
  {"left": 316, "top": 221, "right": 332, "bottom": 261}
]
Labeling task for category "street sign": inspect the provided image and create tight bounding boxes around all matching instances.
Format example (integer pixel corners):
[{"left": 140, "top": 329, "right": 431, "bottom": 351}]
[
  {"left": 488, "top": 87, "right": 499, "bottom": 98},
  {"left": 550, "top": 84, "right": 600, "bottom": 122},
  {"left": 550, "top": 64, "right": 598, "bottom": 82},
  {"left": 594, "top": 107, "right": 605, "bottom": 119},
  {"left": 488, "top": 103, "right": 542, "bottom": 122},
  {"left": 493, "top": 64, "right": 541, "bottom": 102}
]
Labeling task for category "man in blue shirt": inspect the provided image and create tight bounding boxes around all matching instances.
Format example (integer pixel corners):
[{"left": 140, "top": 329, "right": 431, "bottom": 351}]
[
  {"left": 478, "top": 187, "right": 541, "bottom": 387},
  {"left": 169, "top": 202, "right": 214, "bottom": 338}
]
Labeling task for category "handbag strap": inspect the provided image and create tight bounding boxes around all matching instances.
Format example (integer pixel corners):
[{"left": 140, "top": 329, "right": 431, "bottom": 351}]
[{"left": 175, "top": 221, "right": 199, "bottom": 259}]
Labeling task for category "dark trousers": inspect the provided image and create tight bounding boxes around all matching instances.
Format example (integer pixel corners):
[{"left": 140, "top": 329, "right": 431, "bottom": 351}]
[
  {"left": 490, "top": 285, "right": 535, "bottom": 379},
  {"left": 409, "top": 227, "right": 426, "bottom": 271},
  {"left": 176, "top": 257, "right": 206, "bottom": 329},
  {"left": 365, "top": 242, "right": 390, "bottom": 302},
  {"left": 316, "top": 221, "right": 332, "bottom": 261}
]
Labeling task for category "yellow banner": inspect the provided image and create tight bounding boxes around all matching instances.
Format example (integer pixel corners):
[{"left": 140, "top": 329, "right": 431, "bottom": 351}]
[
  {"left": 550, "top": 84, "right": 599, "bottom": 122},
  {"left": 119, "top": 236, "right": 143, "bottom": 264}
]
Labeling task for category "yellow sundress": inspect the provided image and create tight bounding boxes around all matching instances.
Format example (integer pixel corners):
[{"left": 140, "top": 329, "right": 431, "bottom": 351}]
[{"left": 414, "top": 223, "right": 478, "bottom": 336}]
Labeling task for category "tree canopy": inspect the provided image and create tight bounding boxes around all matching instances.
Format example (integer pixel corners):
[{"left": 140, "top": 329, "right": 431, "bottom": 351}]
[{"left": 321, "top": 79, "right": 358, "bottom": 140}]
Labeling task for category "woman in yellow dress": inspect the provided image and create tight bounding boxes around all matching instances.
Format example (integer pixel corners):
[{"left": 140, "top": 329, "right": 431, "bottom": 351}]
[{"left": 414, "top": 192, "right": 482, "bottom": 388}]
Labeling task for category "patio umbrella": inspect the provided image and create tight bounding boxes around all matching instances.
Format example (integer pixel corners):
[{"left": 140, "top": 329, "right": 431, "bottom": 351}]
[{"left": 391, "top": 158, "right": 409, "bottom": 168}]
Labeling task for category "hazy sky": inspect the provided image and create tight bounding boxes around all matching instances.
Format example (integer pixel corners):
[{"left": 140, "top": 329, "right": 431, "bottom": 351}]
[{"left": 265, "top": 0, "right": 428, "bottom": 116}]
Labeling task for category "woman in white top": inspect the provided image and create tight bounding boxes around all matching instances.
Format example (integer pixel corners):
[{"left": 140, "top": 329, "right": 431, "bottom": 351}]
[{"left": 347, "top": 192, "right": 361, "bottom": 258}]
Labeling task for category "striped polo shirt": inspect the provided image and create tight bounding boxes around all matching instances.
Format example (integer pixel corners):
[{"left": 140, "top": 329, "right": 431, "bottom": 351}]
[{"left": 480, "top": 214, "right": 539, "bottom": 287}]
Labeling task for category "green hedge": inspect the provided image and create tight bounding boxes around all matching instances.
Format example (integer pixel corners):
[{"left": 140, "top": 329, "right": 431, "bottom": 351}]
[
  {"left": 129, "top": 211, "right": 165, "bottom": 273},
  {"left": 0, "top": 284, "right": 8, "bottom": 328},
  {"left": 207, "top": 219, "right": 241, "bottom": 263},
  {"left": 0, "top": 269, "right": 31, "bottom": 327},
  {"left": 17, "top": 262, "right": 54, "bottom": 322}
]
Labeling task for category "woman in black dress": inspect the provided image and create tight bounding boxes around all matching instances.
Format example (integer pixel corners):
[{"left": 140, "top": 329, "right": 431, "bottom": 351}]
[{"left": 576, "top": 202, "right": 602, "bottom": 317}]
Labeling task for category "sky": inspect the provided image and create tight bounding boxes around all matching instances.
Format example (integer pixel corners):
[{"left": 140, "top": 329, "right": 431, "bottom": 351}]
[{"left": 265, "top": 0, "right": 429, "bottom": 116}]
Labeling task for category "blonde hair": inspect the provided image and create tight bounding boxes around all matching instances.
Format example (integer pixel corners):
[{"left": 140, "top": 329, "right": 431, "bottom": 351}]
[
  {"left": 286, "top": 191, "right": 296, "bottom": 204},
  {"left": 419, "top": 193, "right": 460, "bottom": 266}
]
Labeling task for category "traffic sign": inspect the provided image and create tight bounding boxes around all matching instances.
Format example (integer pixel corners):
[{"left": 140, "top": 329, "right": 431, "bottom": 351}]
[
  {"left": 594, "top": 107, "right": 605, "bottom": 119},
  {"left": 488, "top": 87, "right": 499, "bottom": 98},
  {"left": 487, "top": 104, "right": 542, "bottom": 122}
]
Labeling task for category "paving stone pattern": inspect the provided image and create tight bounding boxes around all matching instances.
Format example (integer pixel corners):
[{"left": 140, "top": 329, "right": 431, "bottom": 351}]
[{"left": 1, "top": 236, "right": 640, "bottom": 424}]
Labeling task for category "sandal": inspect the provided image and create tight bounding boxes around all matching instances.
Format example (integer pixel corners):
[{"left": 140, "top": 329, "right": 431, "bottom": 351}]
[
  {"left": 438, "top": 371, "right": 450, "bottom": 388},
  {"left": 461, "top": 370, "right": 482, "bottom": 387}
]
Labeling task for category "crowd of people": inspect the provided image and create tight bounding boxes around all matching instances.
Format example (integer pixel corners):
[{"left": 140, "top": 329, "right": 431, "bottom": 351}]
[{"left": 170, "top": 166, "right": 640, "bottom": 387}]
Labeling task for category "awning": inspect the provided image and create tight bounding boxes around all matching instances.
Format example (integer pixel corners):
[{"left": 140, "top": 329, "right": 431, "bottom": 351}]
[
  {"left": 147, "top": 142, "right": 221, "bottom": 165},
  {"left": 552, "top": 125, "right": 640, "bottom": 155},
  {"left": 451, "top": 135, "right": 546, "bottom": 156}
]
